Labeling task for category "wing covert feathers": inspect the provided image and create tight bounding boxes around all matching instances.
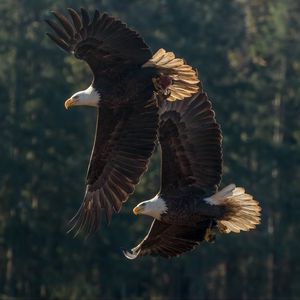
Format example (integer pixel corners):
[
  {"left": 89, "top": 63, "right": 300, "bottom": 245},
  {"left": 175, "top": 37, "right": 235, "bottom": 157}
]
[
  {"left": 143, "top": 48, "right": 200, "bottom": 101},
  {"left": 204, "top": 184, "right": 261, "bottom": 233},
  {"left": 68, "top": 95, "right": 158, "bottom": 236}
]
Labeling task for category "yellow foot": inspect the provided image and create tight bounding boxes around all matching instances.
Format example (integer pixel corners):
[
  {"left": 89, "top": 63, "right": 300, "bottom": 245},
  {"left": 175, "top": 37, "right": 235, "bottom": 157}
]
[
  {"left": 204, "top": 227, "right": 216, "bottom": 243},
  {"left": 218, "top": 222, "right": 228, "bottom": 233}
]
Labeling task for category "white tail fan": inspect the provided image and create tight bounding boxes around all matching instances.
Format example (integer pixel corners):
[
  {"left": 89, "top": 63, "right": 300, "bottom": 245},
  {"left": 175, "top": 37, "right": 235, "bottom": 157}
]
[
  {"left": 204, "top": 184, "right": 261, "bottom": 233},
  {"left": 143, "top": 48, "right": 200, "bottom": 101}
]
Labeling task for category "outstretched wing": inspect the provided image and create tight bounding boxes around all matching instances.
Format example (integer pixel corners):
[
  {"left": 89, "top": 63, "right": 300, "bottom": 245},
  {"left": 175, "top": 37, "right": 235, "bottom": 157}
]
[
  {"left": 45, "top": 8, "right": 152, "bottom": 74},
  {"left": 69, "top": 95, "right": 158, "bottom": 235},
  {"left": 159, "top": 92, "right": 223, "bottom": 194},
  {"left": 124, "top": 219, "right": 213, "bottom": 259}
]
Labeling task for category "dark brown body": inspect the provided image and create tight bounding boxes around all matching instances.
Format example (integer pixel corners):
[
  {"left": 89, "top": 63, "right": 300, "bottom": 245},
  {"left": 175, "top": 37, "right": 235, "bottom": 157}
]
[
  {"left": 160, "top": 188, "right": 225, "bottom": 226},
  {"left": 93, "top": 65, "right": 158, "bottom": 108}
]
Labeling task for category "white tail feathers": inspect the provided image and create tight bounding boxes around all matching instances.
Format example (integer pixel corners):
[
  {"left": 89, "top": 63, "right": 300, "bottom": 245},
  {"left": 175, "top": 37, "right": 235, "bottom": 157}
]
[
  {"left": 143, "top": 48, "right": 200, "bottom": 101},
  {"left": 204, "top": 184, "right": 261, "bottom": 234}
]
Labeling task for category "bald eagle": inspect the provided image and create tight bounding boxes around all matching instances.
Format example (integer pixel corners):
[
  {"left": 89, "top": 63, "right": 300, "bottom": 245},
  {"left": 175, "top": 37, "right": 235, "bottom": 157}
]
[
  {"left": 124, "top": 92, "right": 261, "bottom": 259},
  {"left": 45, "top": 8, "right": 199, "bottom": 235}
]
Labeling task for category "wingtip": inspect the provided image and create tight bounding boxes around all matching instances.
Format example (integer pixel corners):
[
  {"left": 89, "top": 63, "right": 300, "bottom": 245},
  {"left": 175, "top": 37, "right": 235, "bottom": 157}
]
[
  {"left": 122, "top": 249, "right": 138, "bottom": 260},
  {"left": 80, "top": 7, "right": 89, "bottom": 16},
  {"left": 67, "top": 7, "right": 79, "bottom": 16}
]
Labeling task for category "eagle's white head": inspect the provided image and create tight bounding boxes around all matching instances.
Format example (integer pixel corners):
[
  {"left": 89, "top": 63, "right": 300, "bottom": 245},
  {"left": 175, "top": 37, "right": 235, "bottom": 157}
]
[
  {"left": 133, "top": 195, "right": 168, "bottom": 220},
  {"left": 64, "top": 86, "right": 100, "bottom": 109}
]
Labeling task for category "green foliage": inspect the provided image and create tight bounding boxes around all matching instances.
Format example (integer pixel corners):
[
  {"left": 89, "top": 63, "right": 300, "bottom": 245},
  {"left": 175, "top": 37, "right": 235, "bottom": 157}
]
[{"left": 0, "top": 0, "right": 299, "bottom": 299}]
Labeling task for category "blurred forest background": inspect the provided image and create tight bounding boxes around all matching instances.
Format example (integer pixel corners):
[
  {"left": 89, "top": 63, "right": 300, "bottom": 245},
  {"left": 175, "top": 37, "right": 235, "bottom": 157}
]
[{"left": 0, "top": 0, "right": 299, "bottom": 299}]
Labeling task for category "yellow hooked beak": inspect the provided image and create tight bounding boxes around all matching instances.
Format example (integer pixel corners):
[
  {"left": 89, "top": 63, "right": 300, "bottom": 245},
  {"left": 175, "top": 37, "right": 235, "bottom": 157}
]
[
  {"left": 64, "top": 98, "right": 76, "bottom": 109},
  {"left": 133, "top": 206, "right": 141, "bottom": 215}
]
